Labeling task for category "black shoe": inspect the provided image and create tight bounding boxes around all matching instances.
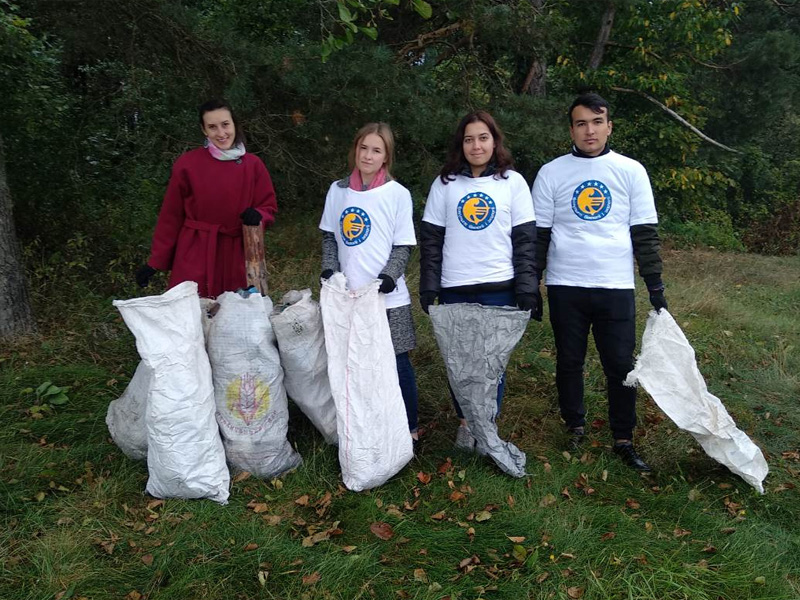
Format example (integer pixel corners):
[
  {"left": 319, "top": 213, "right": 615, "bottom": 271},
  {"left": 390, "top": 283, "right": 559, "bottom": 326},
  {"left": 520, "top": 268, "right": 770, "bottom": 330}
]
[
  {"left": 566, "top": 427, "right": 585, "bottom": 452},
  {"left": 613, "top": 442, "right": 652, "bottom": 472}
]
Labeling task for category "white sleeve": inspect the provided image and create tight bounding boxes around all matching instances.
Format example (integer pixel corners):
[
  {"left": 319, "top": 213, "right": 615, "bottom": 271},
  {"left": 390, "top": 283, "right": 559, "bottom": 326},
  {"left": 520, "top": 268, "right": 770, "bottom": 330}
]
[
  {"left": 531, "top": 166, "right": 555, "bottom": 228},
  {"left": 318, "top": 183, "right": 338, "bottom": 233},
  {"left": 421, "top": 178, "right": 446, "bottom": 226},
  {"left": 628, "top": 163, "right": 658, "bottom": 225},
  {"left": 393, "top": 186, "right": 417, "bottom": 246},
  {"left": 509, "top": 171, "right": 535, "bottom": 226}
]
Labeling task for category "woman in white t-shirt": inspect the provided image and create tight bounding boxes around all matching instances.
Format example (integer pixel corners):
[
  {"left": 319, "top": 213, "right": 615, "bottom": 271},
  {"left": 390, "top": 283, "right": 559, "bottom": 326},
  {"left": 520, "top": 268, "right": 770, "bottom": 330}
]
[
  {"left": 319, "top": 123, "right": 420, "bottom": 442},
  {"left": 419, "top": 111, "right": 538, "bottom": 450}
]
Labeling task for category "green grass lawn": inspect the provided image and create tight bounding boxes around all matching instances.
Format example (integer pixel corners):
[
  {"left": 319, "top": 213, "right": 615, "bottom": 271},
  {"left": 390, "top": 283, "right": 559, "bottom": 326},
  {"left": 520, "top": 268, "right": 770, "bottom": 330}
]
[{"left": 2, "top": 218, "right": 799, "bottom": 599}]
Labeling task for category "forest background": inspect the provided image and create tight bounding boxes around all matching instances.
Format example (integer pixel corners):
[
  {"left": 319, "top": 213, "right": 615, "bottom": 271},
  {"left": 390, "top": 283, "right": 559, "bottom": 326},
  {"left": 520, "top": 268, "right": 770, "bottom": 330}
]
[{"left": 1, "top": 1, "right": 800, "bottom": 599}]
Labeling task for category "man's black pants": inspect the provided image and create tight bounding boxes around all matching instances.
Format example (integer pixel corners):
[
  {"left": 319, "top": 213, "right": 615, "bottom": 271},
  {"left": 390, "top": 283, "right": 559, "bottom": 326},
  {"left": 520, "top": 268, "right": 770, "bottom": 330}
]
[{"left": 547, "top": 286, "right": 637, "bottom": 441}]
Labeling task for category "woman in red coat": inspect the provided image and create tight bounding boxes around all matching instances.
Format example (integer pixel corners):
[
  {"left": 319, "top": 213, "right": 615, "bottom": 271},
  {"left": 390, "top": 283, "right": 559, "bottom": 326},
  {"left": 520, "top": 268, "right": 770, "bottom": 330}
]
[{"left": 136, "top": 99, "right": 277, "bottom": 297}]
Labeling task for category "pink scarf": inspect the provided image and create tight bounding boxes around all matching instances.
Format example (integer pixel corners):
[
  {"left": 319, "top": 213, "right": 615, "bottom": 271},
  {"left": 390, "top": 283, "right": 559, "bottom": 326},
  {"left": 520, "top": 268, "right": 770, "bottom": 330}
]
[{"left": 349, "top": 166, "right": 387, "bottom": 191}]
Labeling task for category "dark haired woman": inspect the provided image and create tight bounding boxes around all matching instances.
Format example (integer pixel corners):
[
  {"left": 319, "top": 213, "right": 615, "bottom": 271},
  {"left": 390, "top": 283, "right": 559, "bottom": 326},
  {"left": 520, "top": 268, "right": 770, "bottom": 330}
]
[
  {"left": 135, "top": 99, "right": 277, "bottom": 297},
  {"left": 419, "top": 111, "right": 538, "bottom": 450},
  {"left": 319, "top": 122, "right": 420, "bottom": 442}
]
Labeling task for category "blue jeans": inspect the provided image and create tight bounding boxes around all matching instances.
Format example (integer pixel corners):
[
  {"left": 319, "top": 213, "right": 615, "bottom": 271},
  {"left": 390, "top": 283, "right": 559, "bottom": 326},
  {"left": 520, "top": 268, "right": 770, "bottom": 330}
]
[
  {"left": 437, "top": 288, "right": 516, "bottom": 419},
  {"left": 396, "top": 352, "right": 419, "bottom": 433}
]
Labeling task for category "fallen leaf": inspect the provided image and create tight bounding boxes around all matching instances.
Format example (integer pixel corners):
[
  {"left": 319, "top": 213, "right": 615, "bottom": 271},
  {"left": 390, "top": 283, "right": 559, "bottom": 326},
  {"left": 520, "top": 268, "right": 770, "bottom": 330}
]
[
  {"left": 370, "top": 522, "right": 394, "bottom": 540},
  {"left": 718, "top": 482, "right": 733, "bottom": 489},
  {"left": 403, "top": 500, "right": 419, "bottom": 511},
  {"left": 125, "top": 592, "right": 143, "bottom": 600},
  {"left": 413, "top": 568, "right": 428, "bottom": 583},
  {"left": 428, "top": 582, "right": 442, "bottom": 593},
  {"left": 625, "top": 498, "right": 640, "bottom": 509},
  {"left": 417, "top": 472, "right": 432, "bottom": 485},
  {"left": 271, "top": 478, "right": 283, "bottom": 489},
  {"left": 645, "top": 522, "right": 653, "bottom": 533},
  {"left": 600, "top": 532, "right": 616, "bottom": 541},
  {"left": 430, "top": 511, "right": 446, "bottom": 521},
  {"left": 250, "top": 502, "right": 269, "bottom": 514},
  {"left": 539, "top": 494, "right": 557, "bottom": 507},
  {"left": 702, "top": 545, "right": 717, "bottom": 553},
  {"left": 475, "top": 510, "right": 492, "bottom": 522},
  {"left": 141, "top": 554, "right": 154, "bottom": 566},
  {"left": 512, "top": 545, "right": 527, "bottom": 562},
  {"left": 450, "top": 491, "right": 466, "bottom": 502},
  {"left": 262, "top": 515, "right": 281, "bottom": 526},
  {"left": 543, "top": 462, "right": 552, "bottom": 474},
  {"left": 147, "top": 499, "right": 164, "bottom": 510},
  {"left": 601, "top": 469, "right": 608, "bottom": 481},
  {"left": 257, "top": 570, "right": 268, "bottom": 586},
  {"left": 536, "top": 572, "right": 550, "bottom": 583},
  {"left": 687, "top": 488, "right": 701, "bottom": 501},
  {"left": 302, "top": 571, "right": 321, "bottom": 586},
  {"left": 721, "top": 527, "right": 736, "bottom": 534},
  {"left": 233, "top": 471, "right": 251, "bottom": 483},
  {"left": 295, "top": 495, "right": 310, "bottom": 506},
  {"left": 754, "top": 576, "right": 766, "bottom": 585},
  {"left": 386, "top": 505, "right": 404, "bottom": 519},
  {"left": 342, "top": 545, "right": 357, "bottom": 553},
  {"left": 561, "top": 487, "right": 572, "bottom": 500},
  {"left": 567, "top": 586, "right": 585, "bottom": 599},
  {"left": 673, "top": 528, "right": 692, "bottom": 538},
  {"left": 507, "top": 495, "right": 515, "bottom": 507},
  {"left": 560, "top": 553, "right": 575, "bottom": 559},
  {"left": 243, "top": 542, "right": 258, "bottom": 551},
  {"left": 466, "top": 527, "right": 475, "bottom": 538},
  {"left": 507, "top": 536, "right": 526, "bottom": 543}
]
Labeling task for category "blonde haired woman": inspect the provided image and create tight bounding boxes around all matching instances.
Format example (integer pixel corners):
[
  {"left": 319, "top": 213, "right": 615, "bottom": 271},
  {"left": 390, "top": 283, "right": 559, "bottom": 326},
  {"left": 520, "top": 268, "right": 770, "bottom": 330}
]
[{"left": 319, "top": 123, "right": 420, "bottom": 442}]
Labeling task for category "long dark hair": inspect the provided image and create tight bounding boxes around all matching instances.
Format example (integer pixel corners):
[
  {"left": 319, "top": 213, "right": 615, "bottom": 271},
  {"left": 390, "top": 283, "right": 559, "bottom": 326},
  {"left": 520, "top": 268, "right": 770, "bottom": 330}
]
[
  {"left": 198, "top": 98, "right": 246, "bottom": 146},
  {"left": 439, "top": 111, "right": 514, "bottom": 184}
]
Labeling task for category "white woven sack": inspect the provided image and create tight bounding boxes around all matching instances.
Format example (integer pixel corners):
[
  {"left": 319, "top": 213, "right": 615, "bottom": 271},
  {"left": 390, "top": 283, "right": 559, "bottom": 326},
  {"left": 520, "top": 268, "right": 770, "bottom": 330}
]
[
  {"left": 320, "top": 273, "right": 413, "bottom": 491},
  {"left": 625, "top": 309, "right": 768, "bottom": 493},
  {"left": 106, "top": 360, "right": 152, "bottom": 461},
  {"left": 113, "top": 281, "right": 230, "bottom": 504},
  {"left": 206, "top": 292, "right": 302, "bottom": 478},
  {"left": 270, "top": 289, "right": 338, "bottom": 444}
]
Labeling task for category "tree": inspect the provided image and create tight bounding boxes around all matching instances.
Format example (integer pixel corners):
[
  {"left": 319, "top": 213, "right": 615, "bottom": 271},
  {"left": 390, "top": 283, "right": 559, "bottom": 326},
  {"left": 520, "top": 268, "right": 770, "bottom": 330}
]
[{"left": 0, "top": 134, "right": 34, "bottom": 340}]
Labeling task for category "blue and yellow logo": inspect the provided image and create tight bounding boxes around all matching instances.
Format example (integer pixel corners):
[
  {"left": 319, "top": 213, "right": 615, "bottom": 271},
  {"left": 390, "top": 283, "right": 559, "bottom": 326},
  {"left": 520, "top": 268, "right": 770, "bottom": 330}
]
[
  {"left": 457, "top": 192, "right": 496, "bottom": 230},
  {"left": 572, "top": 180, "right": 612, "bottom": 221},
  {"left": 340, "top": 206, "right": 371, "bottom": 246}
]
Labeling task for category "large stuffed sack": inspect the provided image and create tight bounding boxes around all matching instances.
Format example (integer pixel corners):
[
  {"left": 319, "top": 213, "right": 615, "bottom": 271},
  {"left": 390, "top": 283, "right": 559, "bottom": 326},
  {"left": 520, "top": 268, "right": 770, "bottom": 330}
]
[
  {"left": 113, "top": 281, "right": 230, "bottom": 504},
  {"left": 624, "top": 309, "right": 768, "bottom": 494},
  {"left": 320, "top": 273, "right": 413, "bottom": 491},
  {"left": 106, "top": 360, "right": 152, "bottom": 461},
  {"left": 270, "top": 289, "right": 338, "bottom": 444},
  {"left": 206, "top": 292, "right": 302, "bottom": 478},
  {"left": 429, "top": 303, "right": 529, "bottom": 478}
]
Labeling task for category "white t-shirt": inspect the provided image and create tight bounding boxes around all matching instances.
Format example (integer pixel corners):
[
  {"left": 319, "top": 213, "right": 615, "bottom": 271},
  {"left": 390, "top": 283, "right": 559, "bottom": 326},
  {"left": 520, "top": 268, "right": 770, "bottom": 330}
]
[
  {"left": 531, "top": 150, "right": 657, "bottom": 289},
  {"left": 319, "top": 180, "right": 416, "bottom": 309},
  {"left": 422, "top": 170, "right": 535, "bottom": 288}
]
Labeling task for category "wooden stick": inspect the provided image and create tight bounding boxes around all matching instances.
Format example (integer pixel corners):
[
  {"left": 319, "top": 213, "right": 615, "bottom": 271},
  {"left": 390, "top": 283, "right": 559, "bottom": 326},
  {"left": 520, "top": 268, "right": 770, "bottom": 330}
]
[{"left": 243, "top": 224, "right": 269, "bottom": 295}]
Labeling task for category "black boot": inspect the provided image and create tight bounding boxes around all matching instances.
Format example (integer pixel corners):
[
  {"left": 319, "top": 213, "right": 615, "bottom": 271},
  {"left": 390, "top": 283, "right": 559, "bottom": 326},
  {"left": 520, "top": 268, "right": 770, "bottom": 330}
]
[{"left": 612, "top": 442, "right": 652, "bottom": 472}]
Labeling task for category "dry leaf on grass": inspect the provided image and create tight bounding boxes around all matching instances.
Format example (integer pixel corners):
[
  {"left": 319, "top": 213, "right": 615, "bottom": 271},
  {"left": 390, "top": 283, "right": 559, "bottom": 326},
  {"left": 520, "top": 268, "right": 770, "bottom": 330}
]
[
  {"left": 417, "top": 472, "right": 432, "bottom": 485},
  {"left": 302, "top": 571, "right": 321, "bottom": 586},
  {"left": 370, "top": 522, "right": 394, "bottom": 540},
  {"left": 567, "top": 586, "right": 585, "bottom": 598}
]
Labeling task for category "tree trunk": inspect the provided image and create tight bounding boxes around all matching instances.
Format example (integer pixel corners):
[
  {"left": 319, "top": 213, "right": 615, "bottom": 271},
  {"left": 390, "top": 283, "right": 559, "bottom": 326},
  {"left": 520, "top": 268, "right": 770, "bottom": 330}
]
[
  {"left": 521, "top": 57, "right": 547, "bottom": 96},
  {"left": 588, "top": 2, "right": 616, "bottom": 70},
  {"left": 0, "top": 134, "right": 35, "bottom": 340}
]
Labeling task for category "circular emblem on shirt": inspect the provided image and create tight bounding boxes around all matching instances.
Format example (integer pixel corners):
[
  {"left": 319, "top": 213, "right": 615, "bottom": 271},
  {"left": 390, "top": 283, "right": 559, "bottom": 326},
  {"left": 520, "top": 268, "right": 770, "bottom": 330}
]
[
  {"left": 340, "top": 206, "right": 371, "bottom": 246},
  {"left": 457, "top": 192, "right": 496, "bottom": 230},
  {"left": 572, "top": 180, "right": 612, "bottom": 221}
]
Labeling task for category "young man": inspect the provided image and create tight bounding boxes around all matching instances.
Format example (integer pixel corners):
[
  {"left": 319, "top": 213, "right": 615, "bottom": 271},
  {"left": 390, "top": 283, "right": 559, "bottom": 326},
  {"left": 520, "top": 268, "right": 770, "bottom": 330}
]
[{"left": 531, "top": 93, "right": 666, "bottom": 471}]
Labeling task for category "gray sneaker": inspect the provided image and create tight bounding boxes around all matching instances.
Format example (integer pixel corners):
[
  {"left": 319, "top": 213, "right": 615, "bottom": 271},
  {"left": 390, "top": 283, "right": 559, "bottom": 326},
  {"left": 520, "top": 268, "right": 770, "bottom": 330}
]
[{"left": 454, "top": 424, "right": 476, "bottom": 451}]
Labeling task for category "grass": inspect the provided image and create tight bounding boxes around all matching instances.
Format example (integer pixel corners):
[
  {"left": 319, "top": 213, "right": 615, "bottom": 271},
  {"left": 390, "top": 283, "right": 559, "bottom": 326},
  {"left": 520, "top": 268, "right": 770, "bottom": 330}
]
[{"left": 2, "top": 214, "right": 799, "bottom": 599}]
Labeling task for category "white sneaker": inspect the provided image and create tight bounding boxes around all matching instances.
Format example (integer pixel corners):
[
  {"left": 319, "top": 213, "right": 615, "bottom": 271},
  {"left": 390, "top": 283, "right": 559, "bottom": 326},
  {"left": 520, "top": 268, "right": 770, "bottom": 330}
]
[{"left": 454, "top": 424, "right": 476, "bottom": 451}]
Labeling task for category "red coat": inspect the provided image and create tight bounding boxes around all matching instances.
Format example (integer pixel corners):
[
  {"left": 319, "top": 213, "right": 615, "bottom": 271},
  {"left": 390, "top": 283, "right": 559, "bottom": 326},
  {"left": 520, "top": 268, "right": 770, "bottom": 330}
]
[{"left": 148, "top": 147, "right": 277, "bottom": 297}]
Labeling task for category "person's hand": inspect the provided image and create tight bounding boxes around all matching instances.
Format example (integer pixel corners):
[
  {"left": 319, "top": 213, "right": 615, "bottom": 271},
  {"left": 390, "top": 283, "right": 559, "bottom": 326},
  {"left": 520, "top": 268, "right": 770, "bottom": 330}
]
[
  {"left": 240, "top": 207, "right": 262, "bottom": 226},
  {"left": 135, "top": 264, "right": 157, "bottom": 288},
  {"left": 649, "top": 288, "right": 668, "bottom": 313},
  {"left": 378, "top": 274, "right": 395, "bottom": 294},
  {"left": 420, "top": 291, "right": 437, "bottom": 315},
  {"left": 320, "top": 269, "right": 334, "bottom": 281}
]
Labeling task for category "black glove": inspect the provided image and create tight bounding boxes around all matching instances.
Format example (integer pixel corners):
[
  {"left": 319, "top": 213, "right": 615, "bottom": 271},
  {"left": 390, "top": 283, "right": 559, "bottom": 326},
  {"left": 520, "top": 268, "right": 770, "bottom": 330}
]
[
  {"left": 649, "top": 288, "right": 668, "bottom": 313},
  {"left": 532, "top": 287, "right": 543, "bottom": 321},
  {"left": 516, "top": 292, "right": 536, "bottom": 313},
  {"left": 240, "top": 208, "right": 262, "bottom": 226},
  {"left": 135, "top": 264, "right": 157, "bottom": 288},
  {"left": 320, "top": 269, "right": 334, "bottom": 281},
  {"left": 420, "top": 291, "right": 437, "bottom": 315},
  {"left": 378, "top": 274, "right": 396, "bottom": 294}
]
